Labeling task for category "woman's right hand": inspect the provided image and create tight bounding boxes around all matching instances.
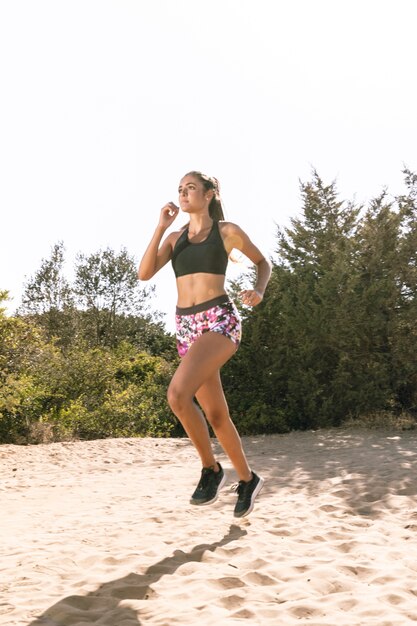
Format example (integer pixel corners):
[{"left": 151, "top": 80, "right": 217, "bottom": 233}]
[{"left": 159, "top": 202, "right": 180, "bottom": 229}]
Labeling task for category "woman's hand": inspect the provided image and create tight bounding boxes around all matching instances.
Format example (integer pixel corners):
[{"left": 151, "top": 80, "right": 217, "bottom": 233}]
[
  {"left": 240, "top": 289, "right": 263, "bottom": 307},
  {"left": 159, "top": 202, "right": 180, "bottom": 229}
]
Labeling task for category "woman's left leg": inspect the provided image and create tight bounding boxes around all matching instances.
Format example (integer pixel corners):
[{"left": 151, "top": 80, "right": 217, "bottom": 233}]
[
  {"left": 194, "top": 352, "right": 264, "bottom": 518},
  {"left": 195, "top": 371, "right": 252, "bottom": 482}
]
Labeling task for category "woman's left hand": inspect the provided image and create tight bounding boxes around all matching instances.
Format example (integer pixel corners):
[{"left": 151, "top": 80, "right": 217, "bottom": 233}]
[{"left": 240, "top": 289, "right": 263, "bottom": 307}]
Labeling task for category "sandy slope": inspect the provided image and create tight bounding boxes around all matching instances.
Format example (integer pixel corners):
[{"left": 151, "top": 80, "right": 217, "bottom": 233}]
[{"left": 1, "top": 429, "right": 417, "bottom": 625}]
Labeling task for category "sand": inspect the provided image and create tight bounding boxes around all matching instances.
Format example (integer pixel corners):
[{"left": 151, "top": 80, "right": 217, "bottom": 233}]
[{"left": 1, "top": 429, "right": 417, "bottom": 626}]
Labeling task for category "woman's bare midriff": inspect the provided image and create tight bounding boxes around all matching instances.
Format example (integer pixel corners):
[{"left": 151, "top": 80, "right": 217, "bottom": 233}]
[{"left": 175, "top": 273, "right": 228, "bottom": 308}]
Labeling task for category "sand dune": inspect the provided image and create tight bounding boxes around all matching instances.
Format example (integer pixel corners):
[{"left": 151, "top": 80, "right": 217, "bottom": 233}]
[{"left": 1, "top": 429, "right": 417, "bottom": 625}]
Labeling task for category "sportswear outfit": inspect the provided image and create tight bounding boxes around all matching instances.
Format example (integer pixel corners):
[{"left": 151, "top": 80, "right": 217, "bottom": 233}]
[
  {"left": 171, "top": 219, "right": 263, "bottom": 517},
  {"left": 171, "top": 220, "right": 241, "bottom": 358}
]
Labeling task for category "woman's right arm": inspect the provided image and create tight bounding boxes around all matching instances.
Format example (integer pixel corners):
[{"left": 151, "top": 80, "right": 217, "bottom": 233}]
[{"left": 138, "top": 202, "right": 179, "bottom": 281}]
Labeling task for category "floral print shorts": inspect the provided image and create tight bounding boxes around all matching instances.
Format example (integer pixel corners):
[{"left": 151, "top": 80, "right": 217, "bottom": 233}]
[{"left": 175, "top": 295, "right": 242, "bottom": 358}]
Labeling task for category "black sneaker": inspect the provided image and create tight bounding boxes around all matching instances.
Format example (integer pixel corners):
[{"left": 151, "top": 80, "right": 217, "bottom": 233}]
[
  {"left": 233, "top": 471, "right": 264, "bottom": 518},
  {"left": 190, "top": 463, "right": 226, "bottom": 505}
]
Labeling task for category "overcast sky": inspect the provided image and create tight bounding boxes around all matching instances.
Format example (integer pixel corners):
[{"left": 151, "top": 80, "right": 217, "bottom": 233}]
[{"left": 1, "top": 0, "right": 416, "bottom": 332}]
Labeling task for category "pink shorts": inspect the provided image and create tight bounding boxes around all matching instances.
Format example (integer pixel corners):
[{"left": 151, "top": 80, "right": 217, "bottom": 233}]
[{"left": 175, "top": 295, "right": 242, "bottom": 358}]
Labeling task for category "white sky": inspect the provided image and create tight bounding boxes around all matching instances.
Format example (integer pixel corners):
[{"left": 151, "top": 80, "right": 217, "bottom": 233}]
[{"left": 1, "top": 0, "right": 416, "bottom": 333}]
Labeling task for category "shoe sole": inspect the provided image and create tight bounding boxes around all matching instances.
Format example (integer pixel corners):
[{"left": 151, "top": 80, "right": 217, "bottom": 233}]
[
  {"left": 190, "top": 472, "right": 227, "bottom": 506},
  {"left": 234, "top": 475, "right": 264, "bottom": 518}
]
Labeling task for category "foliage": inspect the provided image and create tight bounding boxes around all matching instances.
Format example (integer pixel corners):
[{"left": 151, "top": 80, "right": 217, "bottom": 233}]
[
  {"left": 18, "top": 243, "right": 164, "bottom": 351},
  {"left": 20, "top": 242, "right": 73, "bottom": 314},
  {"left": 73, "top": 246, "right": 155, "bottom": 347},
  {"left": 46, "top": 343, "right": 179, "bottom": 440},
  {"left": 224, "top": 169, "right": 417, "bottom": 433},
  {"left": 18, "top": 242, "right": 76, "bottom": 345},
  {"left": 2, "top": 169, "right": 417, "bottom": 442},
  {"left": 1, "top": 291, "right": 178, "bottom": 443}
]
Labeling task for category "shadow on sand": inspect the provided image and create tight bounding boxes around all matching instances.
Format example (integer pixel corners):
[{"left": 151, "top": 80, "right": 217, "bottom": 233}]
[
  {"left": 28, "top": 524, "right": 247, "bottom": 626},
  {"left": 244, "top": 428, "right": 417, "bottom": 518}
]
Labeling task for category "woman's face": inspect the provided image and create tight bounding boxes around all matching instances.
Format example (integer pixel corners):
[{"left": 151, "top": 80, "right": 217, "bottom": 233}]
[{"left": 178, "top": 175, "right": 210, "bottom": 212}]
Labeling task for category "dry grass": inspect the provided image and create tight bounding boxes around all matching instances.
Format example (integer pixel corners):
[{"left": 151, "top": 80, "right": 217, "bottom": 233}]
[{"left": 344, "top": 410, "right": 416, "bottom": 431}]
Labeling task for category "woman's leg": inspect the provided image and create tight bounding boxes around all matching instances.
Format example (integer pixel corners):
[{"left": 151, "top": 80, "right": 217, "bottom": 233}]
[
  {"left": 195, "top": 371, "right": 252, "bottom": 482},
  {"left": 167, "top": 331, "right": 237, "bottom": 469}
]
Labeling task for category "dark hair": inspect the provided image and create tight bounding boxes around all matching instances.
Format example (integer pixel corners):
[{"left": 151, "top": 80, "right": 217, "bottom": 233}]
[{"left": 184, "top": 171, "right": 225, "bottom": 221}]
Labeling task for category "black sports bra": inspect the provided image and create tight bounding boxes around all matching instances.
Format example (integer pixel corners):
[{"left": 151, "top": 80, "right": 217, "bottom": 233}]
[{"left": 171, "top": 220, "right": 228, "bottom": 278}]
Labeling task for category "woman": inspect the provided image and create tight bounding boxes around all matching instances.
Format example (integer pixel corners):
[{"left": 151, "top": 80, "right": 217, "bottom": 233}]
[{"left": 138, "top": 171, "right": 271, "bottom": 517}]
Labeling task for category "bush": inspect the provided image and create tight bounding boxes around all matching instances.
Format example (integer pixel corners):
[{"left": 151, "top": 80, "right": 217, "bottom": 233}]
[
  {"left": 0, "top": 309, "right": 178, "bottom": 442},
  {"left": 234, "top": 402, "right": 290, "bottom": 435}
]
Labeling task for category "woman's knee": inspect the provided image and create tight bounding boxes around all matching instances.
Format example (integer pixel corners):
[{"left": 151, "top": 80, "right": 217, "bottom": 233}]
[
  {"left": 167, "top": 381, "right": 193, "bottom": 415},
  {"left": 205, "top": 409, "right": 229, "bottom": 431}
]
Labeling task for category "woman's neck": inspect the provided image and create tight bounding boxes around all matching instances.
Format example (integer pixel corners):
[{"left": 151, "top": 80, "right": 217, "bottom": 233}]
[{"left": 188, "top": 214, "right": 213, "bottom": 235}]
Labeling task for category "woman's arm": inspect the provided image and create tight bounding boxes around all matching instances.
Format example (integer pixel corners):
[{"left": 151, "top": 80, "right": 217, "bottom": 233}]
[
  {"left": 251, "top": 257, "right": 272, "bottom": 301},
  {"left": 221, "top": 222, "right": 272, "bottom": 306},
  {"left": 138, "top": 202, "right": 179, "bottom": 281}
]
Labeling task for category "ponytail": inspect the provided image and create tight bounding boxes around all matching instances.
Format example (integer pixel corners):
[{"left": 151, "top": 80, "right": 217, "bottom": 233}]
[{"left": 184, "top": 171, "right": 225, "bottom": 221}]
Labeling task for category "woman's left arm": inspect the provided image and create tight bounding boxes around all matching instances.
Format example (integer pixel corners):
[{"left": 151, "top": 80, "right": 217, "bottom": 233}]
[{"left": 222, "top": 222, "right": 272, "bottom": 307}]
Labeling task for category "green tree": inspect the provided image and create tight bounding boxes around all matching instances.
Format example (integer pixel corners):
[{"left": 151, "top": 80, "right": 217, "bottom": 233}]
[
  {"left": 73, "top": 247, "right": 155, "bottom": 347},
  {"left": 272, "top": 173, "right": 360, "bottom": 428},
  {"left": 19, "top": 243, "right": 170, "bottom": 352},
  {"left": 346, "top": 191, "right": 403, "bottom": 413},
  {"left": 0, "top": 290, "right": 55, "bottom": 442},
  {"left": 226, "top": 170, "right": 417, "bottom": 434},
  {"left": 18, "top": 242, "right": 75, "bottom": 344},
  {"left": 391, "top": 169, "right": 417, "bottom": 410}
]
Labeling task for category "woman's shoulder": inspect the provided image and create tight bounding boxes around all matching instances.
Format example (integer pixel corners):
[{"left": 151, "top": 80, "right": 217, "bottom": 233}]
[
  {"left": 218, "top": 221, "right": 247, "bottom": 240},
  {"left": 218, "top": 221, "right": 249, "bottom": 253},
  {"left": 167, "top": 223, "right": 188, "bottom": 248},
  {"left": 218, "top": 220, "right": 243, "bottom": 234}
]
